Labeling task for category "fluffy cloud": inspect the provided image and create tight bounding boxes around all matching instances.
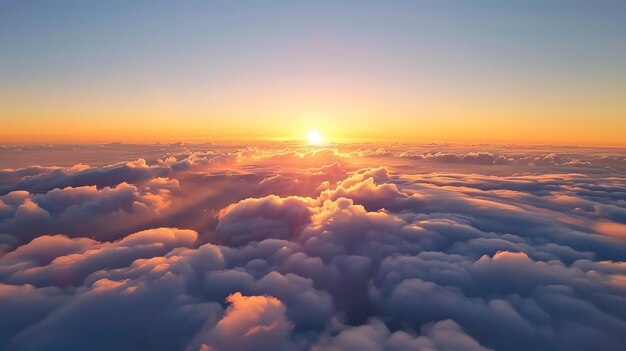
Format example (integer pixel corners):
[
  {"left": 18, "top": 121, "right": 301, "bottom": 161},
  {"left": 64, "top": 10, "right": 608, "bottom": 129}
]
[
  {"left": 0, "top": 142, "right": 625, "bottom": 350},
  {"left": 190, "top": 293, "right": 293, "bottom": 351},
  {"left": 0, "top": 181, "right": 178, "bottom": 244},
  {"left": 314, "top": 319, "right": 491, "bottom": 351}
]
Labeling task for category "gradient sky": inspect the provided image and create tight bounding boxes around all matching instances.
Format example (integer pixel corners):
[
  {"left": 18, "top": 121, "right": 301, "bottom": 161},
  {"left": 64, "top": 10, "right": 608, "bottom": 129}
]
[{"left": 1, "top": 0, "right": 626, "bottom": 145}]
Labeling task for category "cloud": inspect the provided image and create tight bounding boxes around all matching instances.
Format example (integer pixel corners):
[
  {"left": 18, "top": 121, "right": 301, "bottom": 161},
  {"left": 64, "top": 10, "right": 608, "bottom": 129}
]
[
  {"left": 0, "top": 159, "right": 169, "bottom": 195},
  {"left": 190, "top": 293, "right": 293, "bottom": 351},
  {"left": 314, "top": 319, "right": 491, "bottom": 351},
  {"left": 0, "top": 142, "right": 625, "bottom": 350},
  {"left": 1, "top": 228, "right": 197, "bottom": 287},
  {"left": 0, "top": 181, "right": 178, "bottom": 244},
  {"left": 216, "top": 196, "right": 315, "bottom": 246}
]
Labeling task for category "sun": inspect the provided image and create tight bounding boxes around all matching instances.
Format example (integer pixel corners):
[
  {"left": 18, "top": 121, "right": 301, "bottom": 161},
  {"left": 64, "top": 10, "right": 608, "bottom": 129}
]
[{"left": 307, "top": 130, "right": 322, "bottom": 145}]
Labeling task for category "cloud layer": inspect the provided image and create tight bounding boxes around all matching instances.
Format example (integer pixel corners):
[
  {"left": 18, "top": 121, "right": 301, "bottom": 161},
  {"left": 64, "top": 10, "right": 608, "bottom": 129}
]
[{"left": 1, "top": 142, "right": 626, "bottom": 350}]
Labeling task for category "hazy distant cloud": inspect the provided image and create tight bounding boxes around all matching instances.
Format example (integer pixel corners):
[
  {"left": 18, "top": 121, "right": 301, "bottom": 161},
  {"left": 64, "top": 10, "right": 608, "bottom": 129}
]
[{"left": 1, "top": 143, "right": 625, "bottom": 350}]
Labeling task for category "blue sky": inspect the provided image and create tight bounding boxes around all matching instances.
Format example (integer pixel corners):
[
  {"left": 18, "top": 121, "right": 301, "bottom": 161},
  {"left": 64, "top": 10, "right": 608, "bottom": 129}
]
[{"left": 1, "top": 0, "right": 625, "bottom": 144}]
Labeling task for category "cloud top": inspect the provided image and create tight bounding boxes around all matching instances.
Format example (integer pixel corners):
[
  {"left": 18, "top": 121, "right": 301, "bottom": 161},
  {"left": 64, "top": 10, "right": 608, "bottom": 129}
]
[{"left": 1, "top": 142, "right": 625, "bottom": 350}]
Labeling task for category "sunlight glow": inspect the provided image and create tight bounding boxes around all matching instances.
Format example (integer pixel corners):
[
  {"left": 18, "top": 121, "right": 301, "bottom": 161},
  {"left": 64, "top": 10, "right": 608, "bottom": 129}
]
[{"left": 307, "top": 131, "right": 322, "bottom": 145}]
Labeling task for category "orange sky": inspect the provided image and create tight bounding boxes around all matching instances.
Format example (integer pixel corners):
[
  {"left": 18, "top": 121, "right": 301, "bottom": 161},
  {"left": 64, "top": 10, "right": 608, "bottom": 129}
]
[
  {"left": 2, "top": 1, "right": 626, "bottom": 147},
  {"left": 2, "top": 90, "right": 625, "bottom": 146}
]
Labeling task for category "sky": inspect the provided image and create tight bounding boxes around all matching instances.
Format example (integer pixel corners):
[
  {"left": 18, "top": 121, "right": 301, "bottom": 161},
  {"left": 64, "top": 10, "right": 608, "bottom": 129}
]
[{"left": 1, "top": 0, "right": 626, "bottom": 145}]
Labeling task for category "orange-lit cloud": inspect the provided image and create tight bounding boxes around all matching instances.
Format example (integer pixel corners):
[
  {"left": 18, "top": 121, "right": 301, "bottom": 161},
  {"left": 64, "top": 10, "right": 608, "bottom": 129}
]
[{"left": 1, "top": 142, "right": 626, "bottom": 350}]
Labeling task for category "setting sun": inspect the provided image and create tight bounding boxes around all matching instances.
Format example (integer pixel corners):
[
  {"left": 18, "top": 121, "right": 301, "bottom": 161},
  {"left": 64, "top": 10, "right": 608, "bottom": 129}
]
[{"left": 307, "top": 131, "right": 322, "bottom": 145}]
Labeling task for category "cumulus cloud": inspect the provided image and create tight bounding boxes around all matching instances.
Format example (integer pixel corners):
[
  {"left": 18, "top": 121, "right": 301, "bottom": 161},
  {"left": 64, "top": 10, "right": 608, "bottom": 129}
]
[
  {"left": 0, "top": 142, "right": 625, "bottom": 350},
  {"left": 190, "top": 292, "right": 293, "bottom": 351},
  {"left": 0, "top": 181, "right": 179, "bottom": 244},
  {"left": 314, "top": 319, "right": 491, "bottom": 351}
]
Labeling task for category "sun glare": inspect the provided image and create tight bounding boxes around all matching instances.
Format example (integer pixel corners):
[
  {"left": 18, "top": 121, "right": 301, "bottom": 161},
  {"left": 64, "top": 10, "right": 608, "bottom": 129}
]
[{"left": 307, "top": 131, "right": 322, "bottom": 145}]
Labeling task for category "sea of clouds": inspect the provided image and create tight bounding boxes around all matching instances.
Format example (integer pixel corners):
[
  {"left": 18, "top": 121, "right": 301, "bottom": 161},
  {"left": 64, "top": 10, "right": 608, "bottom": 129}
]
[{"left": 1, "top": 142, "right": 626, "bottom": 351}]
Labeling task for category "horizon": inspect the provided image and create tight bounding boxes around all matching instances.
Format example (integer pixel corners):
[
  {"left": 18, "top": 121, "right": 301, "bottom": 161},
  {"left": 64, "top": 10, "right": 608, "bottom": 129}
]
[{"left": 4, "top": 138, "right": 626, "bottom": 150}]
